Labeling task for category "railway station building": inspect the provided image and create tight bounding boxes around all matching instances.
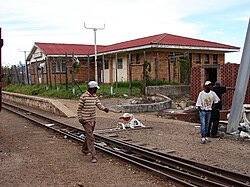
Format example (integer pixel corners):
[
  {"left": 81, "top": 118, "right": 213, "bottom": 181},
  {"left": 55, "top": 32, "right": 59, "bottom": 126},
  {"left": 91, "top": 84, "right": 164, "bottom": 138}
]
[{"left": 26, "top": 33, "right": 248, "bottom": 109}]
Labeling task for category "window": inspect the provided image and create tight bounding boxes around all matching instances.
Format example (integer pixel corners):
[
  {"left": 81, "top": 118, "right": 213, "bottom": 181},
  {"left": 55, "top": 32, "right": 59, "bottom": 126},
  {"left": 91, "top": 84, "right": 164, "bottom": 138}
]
[
  {"left": 129, "top": 54, "right": 133, "bottom": 64},
  {"left": 136, "top": 54, "right": 140, "bottom": 64},
  {"left": 168, "top": 52, "right": 175, "bottom": 63},
  {"left": 52, "top": 62, "right": 66, "bottom": 73},
  {"left": 204, "top": 54, "right": 209, "bottom": 64},
  {"left": 213, "top": 54, "right": 218, "bottom": 64},
  {"left": 52, "top": 62, "right": 56, "bottom": 73},
  {"left": 61, "top": 62, "right": 66, "bottom": 72},
  {"left": 104, "top": 60, "right": 109, "bottom": 69},
  {"left": 195, "top": 54, "right": 201, "bottom": 63},
  {"left": 117, "top": 58, "right": 123, "bottom": 69}
]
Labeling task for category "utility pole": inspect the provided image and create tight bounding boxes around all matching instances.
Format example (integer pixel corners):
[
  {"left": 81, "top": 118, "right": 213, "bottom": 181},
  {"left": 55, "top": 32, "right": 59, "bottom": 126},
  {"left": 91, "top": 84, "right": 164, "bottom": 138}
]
[
  {"left": 19, "top": 49, "right": 30, "bottom": 84},
  {"left": 227, "top": 19, "right": 250, "bottom": 133},
  {"left": 0, "top": 28, "right": 4, "bottom": 111},
  {"left": 84, "top": 22, "right": 105, "bottom": 83}
]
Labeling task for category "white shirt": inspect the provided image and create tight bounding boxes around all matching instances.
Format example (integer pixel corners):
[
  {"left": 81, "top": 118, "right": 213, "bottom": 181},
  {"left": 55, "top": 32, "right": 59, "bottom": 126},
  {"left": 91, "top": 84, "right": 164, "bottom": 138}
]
[{"left": 196, "top": 90, "right": 220, "bottom": 111}]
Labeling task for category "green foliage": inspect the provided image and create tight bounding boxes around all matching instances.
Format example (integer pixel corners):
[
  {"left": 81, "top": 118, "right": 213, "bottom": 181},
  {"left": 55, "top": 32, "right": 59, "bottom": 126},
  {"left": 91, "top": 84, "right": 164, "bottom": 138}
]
[
  {"left": 144, "top": 60, "right": 151, "bottom": 81},
  {"left": 116, "top": 80, "right": 142, "bottom": 88},
  {"left": 3, "top": 79, "right": 179, "bottom": 99},
  {"left": 146, "top": 80, "right": 179, "bottom": 86},
  {"left": 178, "top": 57, "right": 191, "bottom": 84}
]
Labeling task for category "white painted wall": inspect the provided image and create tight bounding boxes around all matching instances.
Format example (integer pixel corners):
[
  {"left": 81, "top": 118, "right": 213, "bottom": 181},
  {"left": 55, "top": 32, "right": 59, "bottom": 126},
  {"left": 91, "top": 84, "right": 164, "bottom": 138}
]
[
  {"left": 112, "top": 57, "right": 127, "bottom": 82},
  {"left": 30, "top": 48, "right": 45, "bottom": 63},
  {"left": 101, "top": 69, "right": 110, "bottom": 83}
]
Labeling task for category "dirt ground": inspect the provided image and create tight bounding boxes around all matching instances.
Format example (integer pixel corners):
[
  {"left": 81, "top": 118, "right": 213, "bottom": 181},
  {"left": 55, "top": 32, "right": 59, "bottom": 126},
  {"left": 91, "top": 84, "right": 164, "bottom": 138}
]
[{"left": 1, "top": 97, "right": 250, "bottom": 187}]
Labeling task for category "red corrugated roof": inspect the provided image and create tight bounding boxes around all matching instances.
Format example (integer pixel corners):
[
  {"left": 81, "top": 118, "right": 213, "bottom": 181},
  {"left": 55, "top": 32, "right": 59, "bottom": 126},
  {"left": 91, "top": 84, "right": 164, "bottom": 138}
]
[
  {"left": 35, "top": 42, "right": 106, "bottom": 55},
  {"left": 34, "top": 33, "right": 239, "bottom": 56},
  {"left": 99, "top": 33, "right": 239, "bottom": 53}
]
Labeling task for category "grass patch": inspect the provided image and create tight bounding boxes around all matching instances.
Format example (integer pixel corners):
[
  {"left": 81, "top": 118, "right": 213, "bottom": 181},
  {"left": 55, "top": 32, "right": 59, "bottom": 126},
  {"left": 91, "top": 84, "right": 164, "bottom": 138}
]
[{"left": 2, "top": 80, "right": 178, "bottom": 99}]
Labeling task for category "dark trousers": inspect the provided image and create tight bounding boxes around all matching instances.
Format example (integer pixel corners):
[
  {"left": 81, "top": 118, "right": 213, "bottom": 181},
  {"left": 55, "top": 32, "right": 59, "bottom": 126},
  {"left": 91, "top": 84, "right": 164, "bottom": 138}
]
[
  {"left": 81, "top": 122, "right": 96, "bottom": 158},
  {"left": 208, "top": 109, "right": 220, "bottom": 137}
]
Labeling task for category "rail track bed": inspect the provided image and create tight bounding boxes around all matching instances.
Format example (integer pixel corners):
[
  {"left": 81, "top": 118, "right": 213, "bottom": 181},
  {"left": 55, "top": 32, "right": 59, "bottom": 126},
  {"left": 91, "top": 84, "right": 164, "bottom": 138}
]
[{"left": 3, "top": 101, "right": 250, "bottom": 187}]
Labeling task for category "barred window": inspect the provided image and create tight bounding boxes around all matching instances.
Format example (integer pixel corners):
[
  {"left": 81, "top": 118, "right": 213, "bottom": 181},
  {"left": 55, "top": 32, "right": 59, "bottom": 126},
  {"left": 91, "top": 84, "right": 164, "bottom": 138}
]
[
  {"left": 136, "top": 54, "right": 140, "bottom": 64},
  {"left": 204, "top": 54, "right": 209, "bottom": 64},
  {"left": 213, "top": 54, "right": 218, "bottom": 64},
  {"left": 52, "top": 62, "right": 57, "bottom": 73},
  {"left": 52, "top": 62, "right": 66, "bottom": 73},
  {"left": 104, "top": 60, "right": 109, "bottom": 69},
  {"left": 117, "top": 58, "right": 123, "bottom": 69},
  {"left": 130, "top": 54, "right": 133, "bottom": 64},
  {"left": 195, "top": 53, "right": 201, "bottom": 63}
]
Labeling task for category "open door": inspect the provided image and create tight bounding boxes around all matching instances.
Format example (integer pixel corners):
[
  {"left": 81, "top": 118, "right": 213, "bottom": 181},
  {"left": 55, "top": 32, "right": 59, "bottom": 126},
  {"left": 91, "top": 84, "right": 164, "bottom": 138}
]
[{"left": 205, "top": 67, "right": 217, "bottom": 84}]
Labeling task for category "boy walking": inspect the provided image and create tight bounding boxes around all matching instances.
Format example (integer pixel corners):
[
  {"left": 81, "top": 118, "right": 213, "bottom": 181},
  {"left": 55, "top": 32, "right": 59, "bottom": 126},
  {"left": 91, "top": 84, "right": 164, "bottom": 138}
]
[
  {"left": 196, "top": 81, "right": 220, "bottom": 144},
  {"left": 77, "top": 81, "right": 109, "bottom": 163}
]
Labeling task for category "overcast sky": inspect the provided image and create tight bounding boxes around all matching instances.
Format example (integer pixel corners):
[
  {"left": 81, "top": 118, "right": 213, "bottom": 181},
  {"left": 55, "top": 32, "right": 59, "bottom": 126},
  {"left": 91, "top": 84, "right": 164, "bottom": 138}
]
[{"left": 0, "top": 0, "right": 250, "bottom": 66}]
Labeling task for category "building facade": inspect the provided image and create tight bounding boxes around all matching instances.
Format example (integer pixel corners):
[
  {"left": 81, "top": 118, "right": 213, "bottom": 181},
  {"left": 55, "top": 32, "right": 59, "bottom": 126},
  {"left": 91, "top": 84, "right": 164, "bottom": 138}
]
[{"left": 26, "top": 33, "right": 239, "bottom": 87}]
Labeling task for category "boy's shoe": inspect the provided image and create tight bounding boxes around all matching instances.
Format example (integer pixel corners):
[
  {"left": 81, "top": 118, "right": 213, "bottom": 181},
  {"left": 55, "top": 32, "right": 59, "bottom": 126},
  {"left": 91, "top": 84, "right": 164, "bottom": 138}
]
[
  {"left": 201, "top": 138, "right": 207, "bottom": 144},
  {"left": 81, "top": 149, "right": 91, "bottom": 155},
  {"left": 91, "top": 157, "right": 97, "bottom": 163},
  {"left": 205, "top": 137, "right": 211, "bottom": 142}
]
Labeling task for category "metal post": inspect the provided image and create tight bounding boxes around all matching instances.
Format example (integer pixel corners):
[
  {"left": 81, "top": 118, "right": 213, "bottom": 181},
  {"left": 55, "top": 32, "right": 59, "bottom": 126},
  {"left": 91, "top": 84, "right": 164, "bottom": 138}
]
[
  {"left": 84, "top": 22, "right": 105, "bottom": 83},
  {"left": 87, "top": 53, "right": 90, "bottom": 82},
  {"left": 142, "top": 51, "right": 146, "bottom": 95},
  {"left": 129, "top": 54, "right": 132, "bottom": 95},
  {"left": 19, "top": 49, "right": 30, "bottom": 84},
  {"left": 102, "top": 54, "right": 105, "bottom": 94},
  {"left": 94, "top": 28, "right": 97, "bottom": 82},
  {"left": 115, "top": 53, "right": 118, "bottom": 94},
  {"left": 72, "top": 54, "right": 75, "bottom": 95},
  {"left": 0, "top": 28, "right": 3, "bottom": 111},
  {"left": 227, "top": 18, "right": 250, "bottom": 133}
]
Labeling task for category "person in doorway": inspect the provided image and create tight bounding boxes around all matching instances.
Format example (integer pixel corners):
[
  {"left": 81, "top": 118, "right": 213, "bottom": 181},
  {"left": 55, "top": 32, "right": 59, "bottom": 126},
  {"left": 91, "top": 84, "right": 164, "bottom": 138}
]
[
  {"left": 196, "top": 81, "right": 220, "bottom": 144},
  {"left": 208, "top": 81, "right": 234, "bottom": 138},
  {"left": 77, "top": 81, "right": 109, "bottom": 163}
]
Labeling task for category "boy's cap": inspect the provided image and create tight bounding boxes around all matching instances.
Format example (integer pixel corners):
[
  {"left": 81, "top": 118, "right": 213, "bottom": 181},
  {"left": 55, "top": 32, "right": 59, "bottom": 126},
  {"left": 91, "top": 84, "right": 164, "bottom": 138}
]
[
  {"left": 88, "top": 81, "right": 100, "bottom": 89},
  {"left": 204, "top": 81, "right": 212, "bottom": 86}
]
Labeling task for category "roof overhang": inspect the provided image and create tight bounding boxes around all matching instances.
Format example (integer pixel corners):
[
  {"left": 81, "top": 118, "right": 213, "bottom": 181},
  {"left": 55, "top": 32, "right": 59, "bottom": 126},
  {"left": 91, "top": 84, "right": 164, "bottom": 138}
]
[
  {"left": 47, "top": 54, "right": 89, "bottom": 58},
  {"left": 31, "top": 44, "right": 240, "bottom": 59},
  {"left": 98, "top": 44, "right": 240, "bottom": 56}
]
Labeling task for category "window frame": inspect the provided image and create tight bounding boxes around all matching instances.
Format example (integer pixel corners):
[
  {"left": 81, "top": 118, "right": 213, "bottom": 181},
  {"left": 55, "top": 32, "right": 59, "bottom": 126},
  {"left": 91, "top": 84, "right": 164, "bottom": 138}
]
[
  {"left": 213, "top": 54, "right": 218, "bottom": 64},
  {"left": 52, "top": 61, "right": 66, "bottom": 74},
  {"left": 204, "top": 54, "right": 209, "bottom": 64},
  {"left": 195, "top": 53, "right": 201, "bottom": 64},
  {"left": 117, "top": 58, "right": 123, "bottom": 69}
]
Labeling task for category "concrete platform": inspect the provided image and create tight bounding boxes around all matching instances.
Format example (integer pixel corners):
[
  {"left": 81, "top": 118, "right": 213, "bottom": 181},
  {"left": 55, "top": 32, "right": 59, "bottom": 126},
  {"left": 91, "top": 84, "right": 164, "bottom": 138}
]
[{"left": 3, "top": 91, "right": 77, "bottom": 118}]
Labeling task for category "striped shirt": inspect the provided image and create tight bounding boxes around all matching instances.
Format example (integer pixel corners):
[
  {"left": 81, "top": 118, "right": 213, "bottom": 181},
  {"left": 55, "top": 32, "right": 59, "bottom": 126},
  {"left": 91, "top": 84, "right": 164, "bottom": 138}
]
[{"left": 77, "top": 91, "right": 106, "bottom": 122}]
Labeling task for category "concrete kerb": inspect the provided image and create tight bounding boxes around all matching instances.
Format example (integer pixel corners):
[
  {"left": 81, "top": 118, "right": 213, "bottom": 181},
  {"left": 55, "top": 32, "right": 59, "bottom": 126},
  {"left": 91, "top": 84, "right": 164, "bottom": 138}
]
[
  {"left": 2, "top": 91, "right": 77, "bottom": 118},
  {"left": 107, "top": 94, "right": 172, "bottom": 113},
  {"left": 2, "top": 91, "right": 172, "bottom": 117}
]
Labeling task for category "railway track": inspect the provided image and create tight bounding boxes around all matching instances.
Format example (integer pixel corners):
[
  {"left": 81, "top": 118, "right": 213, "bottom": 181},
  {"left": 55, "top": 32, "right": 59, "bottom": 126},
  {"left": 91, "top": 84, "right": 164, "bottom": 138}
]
[{"left": 2, "top": 101, "right": 250, "bottom": 187}]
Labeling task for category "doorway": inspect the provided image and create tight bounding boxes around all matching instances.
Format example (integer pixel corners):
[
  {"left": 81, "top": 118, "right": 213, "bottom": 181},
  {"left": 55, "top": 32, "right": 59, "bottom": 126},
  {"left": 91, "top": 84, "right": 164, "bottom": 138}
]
[{"left": 205, "top": 68, "right": 217, "bottom": 84}]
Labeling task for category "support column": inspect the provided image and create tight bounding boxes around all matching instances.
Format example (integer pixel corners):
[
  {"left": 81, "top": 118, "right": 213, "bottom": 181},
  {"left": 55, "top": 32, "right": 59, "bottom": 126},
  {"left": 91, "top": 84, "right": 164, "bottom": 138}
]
[{"left": 227, "top": 19, "right": 250, "bottom": 133}]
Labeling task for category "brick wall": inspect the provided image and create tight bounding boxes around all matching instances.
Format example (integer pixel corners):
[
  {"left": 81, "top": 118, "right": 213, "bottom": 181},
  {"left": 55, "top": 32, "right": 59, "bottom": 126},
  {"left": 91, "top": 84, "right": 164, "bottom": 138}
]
[
  {"left": 191, "top": 63, "right": 250, "bottom": 109},
  {"left": 190, "top": 66, "right": 202, "bottom": 102},
  {"left": 128, "top": 51, "right": 177, "bottom": 82},
  {"left": 221, "top": 64, "right": 250, "bottom": 108},
  {"left": 29, "top": 57, "right": 95, "bottom": 85}
]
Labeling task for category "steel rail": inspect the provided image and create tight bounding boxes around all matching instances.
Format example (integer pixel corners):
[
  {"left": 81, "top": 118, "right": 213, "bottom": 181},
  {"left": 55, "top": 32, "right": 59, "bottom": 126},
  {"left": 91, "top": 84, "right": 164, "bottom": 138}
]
[
  {"left": 108, "top": 135, "right": 250, "bottom": 184},
  {"left": 3, "top": 102, "right": 250, "bottom": 187},
  {"left": 2, "top": 103, "right": 195, "bottom": 186},
  {"left": 93, "top": 133, "right": 250, "bottom": 187}
]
